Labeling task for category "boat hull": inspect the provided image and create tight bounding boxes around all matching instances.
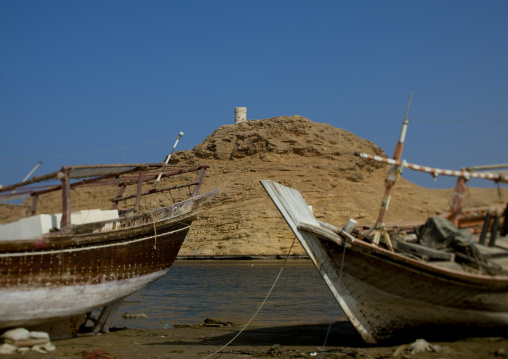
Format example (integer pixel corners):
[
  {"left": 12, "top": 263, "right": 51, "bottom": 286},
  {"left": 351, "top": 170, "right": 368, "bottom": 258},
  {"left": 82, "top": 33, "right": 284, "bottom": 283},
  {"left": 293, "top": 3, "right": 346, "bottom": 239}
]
[
  {"left": 0, "top": 189, "right": 219, "bottom": 331},
  {"left": 305, "top": 234, "right": 508, "bottom": 343},
  {"left": 261, "top": 180, "right": 508, "bottom": 343},
  {"left": 0, "top": 219, "right": 189, "bottom": 330}
]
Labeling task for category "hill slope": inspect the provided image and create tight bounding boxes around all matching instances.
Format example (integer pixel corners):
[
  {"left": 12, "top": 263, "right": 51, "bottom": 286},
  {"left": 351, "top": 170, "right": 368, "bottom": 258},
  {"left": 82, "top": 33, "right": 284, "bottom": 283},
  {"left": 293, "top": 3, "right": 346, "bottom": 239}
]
[{"left": 171, "top": 116, "right": 506, "bottom": 256}]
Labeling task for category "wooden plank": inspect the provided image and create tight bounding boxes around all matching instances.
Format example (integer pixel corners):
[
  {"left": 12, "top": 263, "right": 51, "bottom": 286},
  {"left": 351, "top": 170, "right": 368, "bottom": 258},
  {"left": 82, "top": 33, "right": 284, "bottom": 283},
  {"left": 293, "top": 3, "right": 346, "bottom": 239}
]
[
  {"left": 60, "top": 170, "right": 72, "bottom": 233},
  {"left": 395, "top": 241, "right": 455, "bottom": 261},
  {"left": 260, "top": 180, "right": 319, "bottom": 232},
  {"left": 92, "top": 299, "right": 123, "bottom": 334},
  {"left": 298, "top": 220, "right": 344, "bottom": 246}
]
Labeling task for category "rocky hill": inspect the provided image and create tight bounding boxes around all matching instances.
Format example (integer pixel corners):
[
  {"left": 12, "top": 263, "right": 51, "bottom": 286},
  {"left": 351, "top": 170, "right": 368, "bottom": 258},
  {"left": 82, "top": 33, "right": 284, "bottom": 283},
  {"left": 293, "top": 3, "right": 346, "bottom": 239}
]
[
  {"left": 171, "top": 116, "right": 506, "bottom": 256},
  {"left": 1, "top": 116, "right": 506, "bottom": 256}
]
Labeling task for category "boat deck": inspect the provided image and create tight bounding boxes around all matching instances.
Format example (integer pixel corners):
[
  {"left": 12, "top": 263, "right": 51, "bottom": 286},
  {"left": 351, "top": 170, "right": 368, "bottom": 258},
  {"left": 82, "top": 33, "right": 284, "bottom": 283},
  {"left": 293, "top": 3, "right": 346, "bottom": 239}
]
[
  {"left": 418, "top": 235, "right": 508, "bottom": 275},
  {"left": 476, "top": 236, "right": 508, "bottom": 270}
]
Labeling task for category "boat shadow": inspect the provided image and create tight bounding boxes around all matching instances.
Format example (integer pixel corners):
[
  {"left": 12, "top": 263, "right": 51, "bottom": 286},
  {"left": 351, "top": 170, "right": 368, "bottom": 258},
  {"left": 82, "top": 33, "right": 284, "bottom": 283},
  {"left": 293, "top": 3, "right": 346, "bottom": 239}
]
[
  {"left": 205, "top": 321, "right": 365, "bottom": 347},
  {"left": 141, "top": 321, "right": 366, "bottom": 349},
  {"left": 141, "top": 320, "right": 508, "bottom": 349}
]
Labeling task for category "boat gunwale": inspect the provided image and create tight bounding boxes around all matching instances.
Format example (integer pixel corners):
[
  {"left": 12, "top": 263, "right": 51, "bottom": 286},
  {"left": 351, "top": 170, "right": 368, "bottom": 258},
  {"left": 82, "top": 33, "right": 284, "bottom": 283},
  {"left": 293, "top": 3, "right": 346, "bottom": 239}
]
[
  {"left": 0, "top": 188, "right": 218, "bottom": 252},
  {"left": 0, "top": 223, "right": 191, "bottom": 259},
  {"left": 313, "top": 223, "right": 508, "bottom": 288},
  {"left": 0, "top": 164, "right": 210, "bottom": 195}
]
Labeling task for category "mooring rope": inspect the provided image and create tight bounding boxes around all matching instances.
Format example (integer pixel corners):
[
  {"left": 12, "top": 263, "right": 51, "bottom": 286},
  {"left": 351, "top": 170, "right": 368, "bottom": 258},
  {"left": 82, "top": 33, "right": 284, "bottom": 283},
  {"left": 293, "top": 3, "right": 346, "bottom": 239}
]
[
  {"left": 319, "top": 243, "right": 347, "bottom": 357},
  {"left": 319, "top": 300, "right": 338, "bottom": 357},
  {"left": 202, "top": 237, "right": 297, "bottom": 359}
]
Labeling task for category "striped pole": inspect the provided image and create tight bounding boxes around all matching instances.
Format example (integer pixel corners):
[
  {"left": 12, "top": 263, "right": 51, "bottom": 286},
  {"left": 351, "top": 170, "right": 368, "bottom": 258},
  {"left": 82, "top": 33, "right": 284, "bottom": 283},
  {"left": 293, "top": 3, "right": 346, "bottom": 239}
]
[
  {"left": 371, "top": 92, "right": 412, "bottom": 250},
  {"left": 153, "top": 132, "right": 184, "bottom": 189},
  {"left": 356, "top": 152, "right": 508, "bottom": 183},
  {"left": 448, "top": 176, "right": 468, "bottom": 225},
  {"left": 392, "top": 91, "right": 412, "bottom": 161}
]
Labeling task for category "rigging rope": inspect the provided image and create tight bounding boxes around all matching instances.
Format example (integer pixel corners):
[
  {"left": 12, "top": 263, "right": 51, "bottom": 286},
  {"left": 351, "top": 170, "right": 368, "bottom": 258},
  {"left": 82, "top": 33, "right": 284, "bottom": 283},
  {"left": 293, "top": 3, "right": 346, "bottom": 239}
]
[
  {"left": 0, "top": 134, "right": 182, "bottom": 161},
  {"left": 409, "top": 118, "right": 508, "bottom": 123},
  {"left": 202, "top": 237, "right": 297, "bottom": 359}
]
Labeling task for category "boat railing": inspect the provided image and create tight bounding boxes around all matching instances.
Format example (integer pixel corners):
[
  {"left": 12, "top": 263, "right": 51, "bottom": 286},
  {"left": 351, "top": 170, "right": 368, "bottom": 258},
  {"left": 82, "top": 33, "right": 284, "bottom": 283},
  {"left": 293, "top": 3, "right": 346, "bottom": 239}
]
[
  {"left": 72, "top": 198, "right": 193, "bottom": 235},
  {"left": 0, "top": 163, "right": 209, "bottom": 234},
  {"left": 108, "top": 165, "right": 208, "bottom": 212}
]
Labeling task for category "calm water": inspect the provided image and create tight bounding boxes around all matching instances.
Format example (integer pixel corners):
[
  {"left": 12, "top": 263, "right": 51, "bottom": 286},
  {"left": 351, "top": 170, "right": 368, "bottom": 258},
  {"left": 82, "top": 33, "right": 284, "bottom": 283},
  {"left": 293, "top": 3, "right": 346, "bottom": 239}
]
[{"left": 111, "top": 260, "right": 344, "bottom": 329}]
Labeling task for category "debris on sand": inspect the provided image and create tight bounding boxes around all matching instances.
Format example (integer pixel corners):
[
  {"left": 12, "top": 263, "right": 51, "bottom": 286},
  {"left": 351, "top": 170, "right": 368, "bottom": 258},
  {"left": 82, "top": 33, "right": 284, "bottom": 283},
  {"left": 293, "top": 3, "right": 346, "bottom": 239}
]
[
  {"left": 236, "top": 345, "right": 367, "bottom": 358},
  {"left": 0, "top": 328, "right": 55, "bottom": 355},
  {"left": 82, "top": 349, "right": 117, "bottom": 359},
  {"left": 121, "top": 312, "right": 148, "bottom": 319},
  {"left": 173, "top": 318, "right": 239, "bottom": 328},
  {"left": 202, "top": 318, "right": 238, "bottom": 327},
  {"left": 393, "top": 338, "right": 449, "bottom": 356},
  {"left": 235, "top": 344, "right": 308, "bottom": 358}
]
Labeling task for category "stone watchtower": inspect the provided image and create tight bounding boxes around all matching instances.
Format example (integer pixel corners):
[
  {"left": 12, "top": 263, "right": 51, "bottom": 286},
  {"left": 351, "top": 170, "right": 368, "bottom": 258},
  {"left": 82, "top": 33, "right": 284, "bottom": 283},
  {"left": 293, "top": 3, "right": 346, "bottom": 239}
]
[{"left": 234, "top": 107, "right": 247, "bottom": 124}]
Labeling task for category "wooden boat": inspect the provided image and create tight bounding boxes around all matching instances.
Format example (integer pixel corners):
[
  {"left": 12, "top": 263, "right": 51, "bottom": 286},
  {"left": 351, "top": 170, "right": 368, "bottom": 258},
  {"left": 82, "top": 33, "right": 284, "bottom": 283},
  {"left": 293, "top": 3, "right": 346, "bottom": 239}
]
[
  {"left": 0, "top": 162, "right": 218, "bottom": 337},
  {"left": 261, "top": 176, "right": 508, "bottom": 344},
  {"left": 261, "top": 96, "right": 508, "bottom": 343}
]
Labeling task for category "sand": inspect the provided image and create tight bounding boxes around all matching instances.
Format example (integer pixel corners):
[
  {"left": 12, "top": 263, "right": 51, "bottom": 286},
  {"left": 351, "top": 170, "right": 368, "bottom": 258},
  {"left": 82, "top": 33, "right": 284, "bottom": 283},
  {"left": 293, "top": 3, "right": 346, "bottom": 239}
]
[{"left": 3, "top": 320, "right": 507, "bottom": 358}]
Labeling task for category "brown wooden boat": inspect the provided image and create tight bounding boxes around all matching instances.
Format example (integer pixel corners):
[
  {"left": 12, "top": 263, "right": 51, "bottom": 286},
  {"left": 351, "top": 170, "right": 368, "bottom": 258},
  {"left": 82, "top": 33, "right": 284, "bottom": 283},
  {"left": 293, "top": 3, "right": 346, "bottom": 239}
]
[
  {"left": 261, "top": 95, "right": 508, "bottom": 343},
  {"left": 262, "top": 179, "right": 507, "bottom": 344},
  {"left": 0, "top": 163, "right": 218, "bottom": 337}
]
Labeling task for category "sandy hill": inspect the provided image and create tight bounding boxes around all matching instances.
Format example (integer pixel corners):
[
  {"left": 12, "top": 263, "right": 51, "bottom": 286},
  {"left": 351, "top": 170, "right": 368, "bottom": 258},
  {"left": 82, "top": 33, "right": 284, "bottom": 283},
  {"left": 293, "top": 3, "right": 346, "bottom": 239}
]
[
  {"left": 171, "top": 116, "right": 507, "bottom": 256},
  {"left": 1, "top": 116, "right": 506, "bottom": 256}
]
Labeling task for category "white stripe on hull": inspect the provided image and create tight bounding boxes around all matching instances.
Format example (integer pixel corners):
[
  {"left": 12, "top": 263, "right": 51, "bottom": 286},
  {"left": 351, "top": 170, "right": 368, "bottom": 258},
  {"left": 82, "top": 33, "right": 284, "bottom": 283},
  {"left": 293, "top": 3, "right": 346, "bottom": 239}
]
[{"left": 0, "top": 269, "right": 168, "bottom": 329}]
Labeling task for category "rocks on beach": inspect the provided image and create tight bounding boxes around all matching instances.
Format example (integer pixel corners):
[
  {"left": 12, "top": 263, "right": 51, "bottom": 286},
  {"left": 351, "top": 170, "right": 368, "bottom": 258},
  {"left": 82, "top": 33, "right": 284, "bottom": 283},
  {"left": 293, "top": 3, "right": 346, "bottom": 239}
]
[
  {"left": 121, "top": 312, "right": 148, "bottom": 319},
  {"left": 0, "top": 328, "right": 55, "bottom": 355}
]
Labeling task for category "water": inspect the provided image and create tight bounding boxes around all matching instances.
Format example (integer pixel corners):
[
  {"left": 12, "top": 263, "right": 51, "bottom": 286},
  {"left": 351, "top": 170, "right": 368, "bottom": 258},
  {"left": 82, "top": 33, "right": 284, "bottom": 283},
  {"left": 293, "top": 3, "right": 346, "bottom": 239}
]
[{"left": 112, "top": 259, "right": 343, "bottom": 329}]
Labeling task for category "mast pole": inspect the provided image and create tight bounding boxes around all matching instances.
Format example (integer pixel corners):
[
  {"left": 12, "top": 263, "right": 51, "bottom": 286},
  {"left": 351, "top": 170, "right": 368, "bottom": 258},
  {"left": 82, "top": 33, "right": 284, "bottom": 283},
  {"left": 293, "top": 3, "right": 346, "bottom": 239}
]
[
  {"left": 23, "top": 161, "right": 43, "bottom": 183},
  {"left": 153, "top": 132, "right": 184, "bottom": 189},
  {"left": 372, "top": 92, "right": 412, "bottom": 250},
  {"left": 393, "top": 91, "right": 412, "bottom": 161}
]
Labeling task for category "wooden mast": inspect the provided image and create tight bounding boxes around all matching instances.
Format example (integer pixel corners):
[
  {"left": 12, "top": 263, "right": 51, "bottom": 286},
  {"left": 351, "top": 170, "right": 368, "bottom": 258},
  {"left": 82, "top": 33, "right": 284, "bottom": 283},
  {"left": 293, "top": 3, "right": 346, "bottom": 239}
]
[{"left": 371, "top": 91, "right": 412, "bottom": 250}]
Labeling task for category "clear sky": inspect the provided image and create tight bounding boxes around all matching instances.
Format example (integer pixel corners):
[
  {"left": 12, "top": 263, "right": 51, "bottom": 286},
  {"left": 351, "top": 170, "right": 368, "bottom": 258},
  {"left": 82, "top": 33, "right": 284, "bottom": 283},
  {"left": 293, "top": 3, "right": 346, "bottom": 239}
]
[{"left": 1, "top": 0, "right": 507, "bottom": 190}]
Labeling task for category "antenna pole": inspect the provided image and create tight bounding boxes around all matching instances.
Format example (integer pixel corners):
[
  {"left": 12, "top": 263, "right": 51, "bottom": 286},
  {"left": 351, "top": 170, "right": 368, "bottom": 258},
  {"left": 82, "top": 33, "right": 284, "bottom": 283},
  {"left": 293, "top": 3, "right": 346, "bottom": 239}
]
[
  {"left": 23, "top": 161, "right": 43, "bottom": 183},
  {"left": 153, "top": 132, "right": 184, "bottom": 189}
]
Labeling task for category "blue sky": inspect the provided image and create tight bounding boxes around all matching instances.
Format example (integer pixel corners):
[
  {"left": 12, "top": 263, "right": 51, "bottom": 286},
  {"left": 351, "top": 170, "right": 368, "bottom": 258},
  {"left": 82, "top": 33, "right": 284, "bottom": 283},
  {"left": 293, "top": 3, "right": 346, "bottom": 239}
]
[{"left": 1, "top": 0, "right": 507, "bottom": 189}]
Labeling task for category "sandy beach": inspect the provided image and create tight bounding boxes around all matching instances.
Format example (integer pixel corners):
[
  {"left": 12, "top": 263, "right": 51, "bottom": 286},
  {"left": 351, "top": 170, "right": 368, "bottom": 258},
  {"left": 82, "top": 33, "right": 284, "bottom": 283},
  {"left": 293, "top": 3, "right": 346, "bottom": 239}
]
[{"left": 3, "top": 319, "right": 507, "bottom": 359}]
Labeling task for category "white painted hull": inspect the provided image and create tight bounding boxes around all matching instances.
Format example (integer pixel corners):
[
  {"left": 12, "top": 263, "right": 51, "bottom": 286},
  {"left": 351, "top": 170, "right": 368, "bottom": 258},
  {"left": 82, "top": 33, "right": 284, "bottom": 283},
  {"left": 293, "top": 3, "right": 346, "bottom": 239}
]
[
  {"left": 0, "top": 189, "right": 219, "bottom": 332},
  {"left": 0, "top": 269, "right": 168, "bottom": 329}
]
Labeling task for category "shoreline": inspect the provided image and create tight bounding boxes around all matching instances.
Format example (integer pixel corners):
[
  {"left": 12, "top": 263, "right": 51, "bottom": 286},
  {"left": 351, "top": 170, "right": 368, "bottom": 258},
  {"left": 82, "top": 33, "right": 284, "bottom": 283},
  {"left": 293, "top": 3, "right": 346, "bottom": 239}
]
[{"left": 5, "top": 321, "right": 507, "bottom": 359}]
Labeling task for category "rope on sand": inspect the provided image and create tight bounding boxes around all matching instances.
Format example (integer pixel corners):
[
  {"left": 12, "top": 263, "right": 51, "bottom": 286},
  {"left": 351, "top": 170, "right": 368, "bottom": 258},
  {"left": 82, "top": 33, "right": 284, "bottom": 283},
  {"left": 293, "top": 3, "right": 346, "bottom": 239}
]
[{"left": 202, "top": 237, "right": 297, "bottom": 359}]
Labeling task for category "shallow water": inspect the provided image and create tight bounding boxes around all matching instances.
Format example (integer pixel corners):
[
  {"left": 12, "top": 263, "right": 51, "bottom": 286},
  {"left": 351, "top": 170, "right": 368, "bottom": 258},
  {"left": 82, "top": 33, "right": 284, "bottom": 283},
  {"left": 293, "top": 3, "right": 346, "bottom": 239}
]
[{"left": 112, "top": 259, "right": 344, "bottom": 329}]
